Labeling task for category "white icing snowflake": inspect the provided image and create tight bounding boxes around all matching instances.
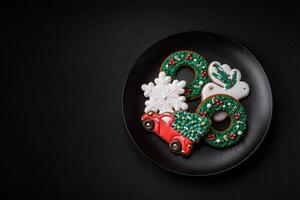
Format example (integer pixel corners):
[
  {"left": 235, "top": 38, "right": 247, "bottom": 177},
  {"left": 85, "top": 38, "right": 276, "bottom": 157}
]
[{"left": 141, "top": 72, "right": 188, "bottom": 114}]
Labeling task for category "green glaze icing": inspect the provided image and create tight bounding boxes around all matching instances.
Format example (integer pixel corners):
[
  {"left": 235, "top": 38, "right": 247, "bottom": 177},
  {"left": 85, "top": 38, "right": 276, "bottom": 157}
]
[
  {"left": 161, "top": 51, "right": 209, "bottom": 100},
  {"left": 196, "top": 95, "right": 247, "bottom": 148},
  {"left": 211, "top": 63, "right": 238, "bottom": 89},
  {"left": 172, "top": 111, "right": 210, "bottom": 142}
]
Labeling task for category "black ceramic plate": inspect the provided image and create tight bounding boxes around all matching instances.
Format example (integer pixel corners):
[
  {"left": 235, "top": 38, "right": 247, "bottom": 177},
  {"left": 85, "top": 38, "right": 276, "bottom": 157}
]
[{"left": 122, "top": 32, "right": 272, "bottom": 176}]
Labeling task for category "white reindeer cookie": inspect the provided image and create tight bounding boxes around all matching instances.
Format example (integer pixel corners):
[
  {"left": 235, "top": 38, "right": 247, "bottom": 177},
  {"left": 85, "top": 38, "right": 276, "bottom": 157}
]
[{"left": 201, "top": 61, "right": 250, "bottom": 121}]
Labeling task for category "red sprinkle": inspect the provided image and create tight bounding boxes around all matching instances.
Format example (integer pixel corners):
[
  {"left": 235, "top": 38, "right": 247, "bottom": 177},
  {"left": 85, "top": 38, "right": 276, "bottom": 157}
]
[
  {"left": 184, "top": 88, "right": 192, "bottom": 95},
  {"left": 186, "top": 53, "right": 192, "bottom": 60},
  {"left": 229, "top": 133, "right": 236, "bottom": 140},
  {"left": 200, "top": 111, "right": 207, "bottom": 117},
  {"left": 215, "top": 99, "right": 223, "bottom": 106},
  {"left": 234, "top": 113, "right": 241, "bottom": 119},
  {"left": 169, "top": 59, "right": 176, "bottom": 65},
  {"left": 208, "top": 134, "right": 215, "bottom": 140}
]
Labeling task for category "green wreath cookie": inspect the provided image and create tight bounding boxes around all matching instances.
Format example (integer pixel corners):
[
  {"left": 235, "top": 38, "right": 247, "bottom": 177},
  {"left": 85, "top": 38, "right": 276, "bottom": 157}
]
[
  {"left": 160, "top": 50, "right": 210, "bottom": 100},
  {"left": 196, "top": 94, "right": 247, "bottom": 148}
]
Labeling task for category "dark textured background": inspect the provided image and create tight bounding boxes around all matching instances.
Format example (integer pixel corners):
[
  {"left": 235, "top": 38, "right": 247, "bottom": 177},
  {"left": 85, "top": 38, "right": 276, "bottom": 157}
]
[{"left": 2, "top": 1, "right": 300, "bottom": 199}]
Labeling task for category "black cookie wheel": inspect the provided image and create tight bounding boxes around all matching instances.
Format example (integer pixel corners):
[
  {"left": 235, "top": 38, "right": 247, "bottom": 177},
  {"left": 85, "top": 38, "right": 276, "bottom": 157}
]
[
  {"left": 142, "top": 119, "right": 154, "bottom": 132},
  {"left": 169, "top": 139, "right": 182, "bottom": 153}
]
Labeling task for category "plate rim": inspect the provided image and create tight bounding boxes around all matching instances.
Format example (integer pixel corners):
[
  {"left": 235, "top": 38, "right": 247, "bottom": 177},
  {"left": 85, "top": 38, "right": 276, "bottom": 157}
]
[{"left": 122, "top": 31, "right": 273, "bottom": 176}]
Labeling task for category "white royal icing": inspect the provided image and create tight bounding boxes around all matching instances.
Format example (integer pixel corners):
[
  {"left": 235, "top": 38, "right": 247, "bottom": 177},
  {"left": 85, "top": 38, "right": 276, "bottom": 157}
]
[
  {"left": 202, "top": 61, "right": 250, "bottom": 121},
  {"left": 141, "top": 72, "right": 188, "bottom": 114},
  {"left": 161, "top": 116, "right": 172, "bottom": 123}
]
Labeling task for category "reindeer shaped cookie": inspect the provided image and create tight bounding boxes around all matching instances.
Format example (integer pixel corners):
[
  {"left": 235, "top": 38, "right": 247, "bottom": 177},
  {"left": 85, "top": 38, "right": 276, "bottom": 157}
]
[{"left": 201, "top": 61, "right": 250, "bottom": 121}]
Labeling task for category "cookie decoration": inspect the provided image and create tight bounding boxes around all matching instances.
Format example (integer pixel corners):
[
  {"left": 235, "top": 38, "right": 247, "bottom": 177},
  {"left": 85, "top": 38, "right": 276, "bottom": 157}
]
[
  {"left": 202, "top": 61, "right": 250, "bottom": 121},
  {"left": 140, "top": 51, "right": 250, "bottom": 155},
  {"left": 196, "top": 94, "right": 247, "bottom": 148},
  {"left": 141, "top": 71, "right": 188, "bottom": 114},
  {"left": 141, "top": 111, "right": 210, "bottom": 155},
  {"left": 160, "top": 51, "right": 210, "bottom": 101},
  {"left": 172, "top": 111, "right": 210, "bottom": 141}
]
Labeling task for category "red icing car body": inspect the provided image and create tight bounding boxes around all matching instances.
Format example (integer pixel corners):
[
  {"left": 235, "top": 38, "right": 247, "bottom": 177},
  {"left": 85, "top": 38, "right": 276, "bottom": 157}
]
[{"left": 141, "top": 112, "right": 194, "bottom": 155}]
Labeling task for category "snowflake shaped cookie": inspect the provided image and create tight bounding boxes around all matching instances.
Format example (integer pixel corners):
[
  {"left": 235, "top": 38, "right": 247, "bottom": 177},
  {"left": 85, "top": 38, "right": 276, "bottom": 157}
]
[{"left": 141, "top": 72, "right": 188, "bottom": 114}]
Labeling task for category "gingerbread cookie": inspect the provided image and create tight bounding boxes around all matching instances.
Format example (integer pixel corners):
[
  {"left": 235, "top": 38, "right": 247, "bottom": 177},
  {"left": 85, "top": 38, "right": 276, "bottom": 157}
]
[
  {"left": 196, "top": 94, "right": 247, "bottom": 148},
  {"left": 141, "top": 111, "right": 210, "bottom": 155},
  {"left": 160, "top": 51, "right": 210, "bottom": 101},
  {"left": 202, "top": 61, "right": 250, "bottom": 121},
  {"left": 141, "top": 71, "right": 188, "bottom": 114}
]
